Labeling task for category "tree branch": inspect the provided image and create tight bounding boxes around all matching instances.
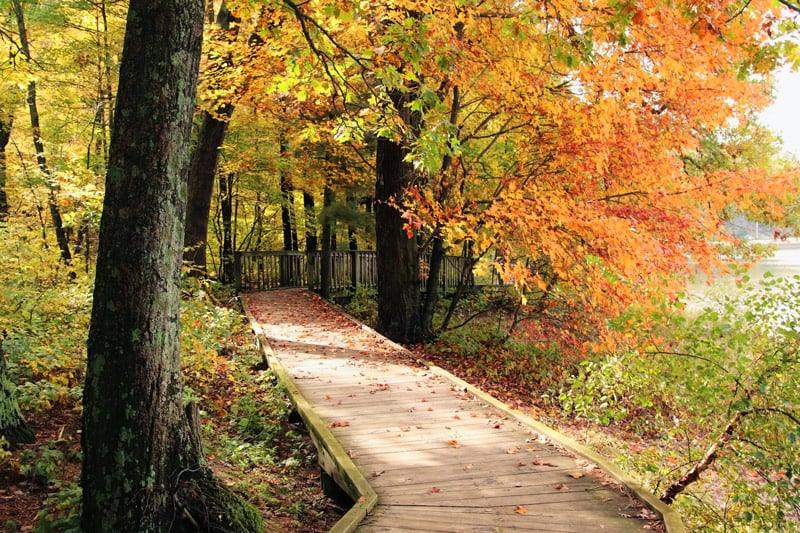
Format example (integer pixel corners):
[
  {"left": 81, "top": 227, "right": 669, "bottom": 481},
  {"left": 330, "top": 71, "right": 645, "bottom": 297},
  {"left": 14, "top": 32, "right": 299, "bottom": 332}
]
[
  {"left": 660, "top": 411, "right": 742, "bottom": 504},
  {"left": 777, "top": 0, "right": 800, "bottom": 13}
]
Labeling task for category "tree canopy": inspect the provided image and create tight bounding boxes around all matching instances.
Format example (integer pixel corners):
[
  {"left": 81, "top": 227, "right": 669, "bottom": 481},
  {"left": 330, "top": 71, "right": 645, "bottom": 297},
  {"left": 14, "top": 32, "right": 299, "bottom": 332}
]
[{"left": 229, "top": 0, "right": 799, "bottom": 348}]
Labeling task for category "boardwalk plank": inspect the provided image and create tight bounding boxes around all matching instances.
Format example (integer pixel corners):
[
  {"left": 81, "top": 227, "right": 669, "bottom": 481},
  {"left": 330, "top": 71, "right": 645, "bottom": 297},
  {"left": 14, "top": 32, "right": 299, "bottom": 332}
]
[
  {"left": 359, "top": 505, "right": 642, "bottom": 532},
  {"left": 242, "top": 290, "right": 679, "bottom": 532}
]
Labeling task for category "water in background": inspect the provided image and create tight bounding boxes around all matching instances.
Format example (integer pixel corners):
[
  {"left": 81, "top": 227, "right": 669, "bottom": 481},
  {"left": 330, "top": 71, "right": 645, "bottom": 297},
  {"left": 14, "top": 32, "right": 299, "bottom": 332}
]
[
  {"left": 685, "top": 240, "right": 800, "bottom": 317},
  {"left": 745, "top": 241, "right": 800, "bottom": 279}
]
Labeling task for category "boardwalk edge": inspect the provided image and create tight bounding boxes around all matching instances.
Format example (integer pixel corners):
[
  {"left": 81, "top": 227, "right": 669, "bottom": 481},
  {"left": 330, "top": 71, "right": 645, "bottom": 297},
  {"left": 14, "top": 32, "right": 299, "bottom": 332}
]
[
  {"left": 421, "top": 362, "right": 686, "bottom": 533},
  {"left": 240, "top": 298, "right": 379, "bottom": 533}
]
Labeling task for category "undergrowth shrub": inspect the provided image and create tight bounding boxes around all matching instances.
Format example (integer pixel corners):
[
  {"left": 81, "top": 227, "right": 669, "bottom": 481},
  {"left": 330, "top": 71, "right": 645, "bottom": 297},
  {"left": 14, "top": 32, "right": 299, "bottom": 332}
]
[
  {"left": 0, "top": 226, "right": 91, "bottom": 412},
  {"left": 343, "top": 286, "right": 378, "bottom": 325},
  {"left": 560, "top": 274, "right": 800, "bottom": 531}
]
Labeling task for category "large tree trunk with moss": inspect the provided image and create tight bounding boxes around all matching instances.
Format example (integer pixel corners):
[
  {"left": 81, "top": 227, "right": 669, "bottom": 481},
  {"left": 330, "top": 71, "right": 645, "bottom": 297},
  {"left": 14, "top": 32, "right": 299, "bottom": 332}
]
[
  {"left": 81, "top": 1, "right": 262, "bottom": 531},
  {"left": 0, "top": 341, "right": 34, "bottom": 446}
]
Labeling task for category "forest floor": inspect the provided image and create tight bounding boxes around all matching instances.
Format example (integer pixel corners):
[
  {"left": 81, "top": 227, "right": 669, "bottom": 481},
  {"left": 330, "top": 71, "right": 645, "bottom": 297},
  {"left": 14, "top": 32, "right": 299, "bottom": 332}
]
[
  {"left": 1, "top": 401, "right": 345, "bottom": 533},
  {"left": 0, "top": 332, "right": 346, "bottom": 533}
]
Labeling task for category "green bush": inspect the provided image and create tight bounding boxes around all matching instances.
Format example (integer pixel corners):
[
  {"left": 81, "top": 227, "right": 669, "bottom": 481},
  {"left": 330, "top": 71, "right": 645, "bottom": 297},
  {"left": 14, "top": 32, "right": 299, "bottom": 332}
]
[{"left": 561, "top": 274, "right": 800, "bottom": 531}]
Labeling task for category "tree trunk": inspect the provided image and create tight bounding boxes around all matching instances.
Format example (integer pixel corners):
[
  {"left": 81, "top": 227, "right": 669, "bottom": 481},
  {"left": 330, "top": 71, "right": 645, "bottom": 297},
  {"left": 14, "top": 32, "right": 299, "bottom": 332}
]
[
  {"left": 375, "top": 135, "right": 422, "bottom": 344},
  {"left": 320, "top": 185, "right": 333, "bottom": 299},
  {"left": 303, "top": 190, "right": 318, "bottom": 252},
  {"left": 0, "top": 341, "right": 34, "bottom": 446},
  {"left": 183, "top": 109, "right": 232, "bottom": 275},
  {"left": 12, "top": 0, "right": 72, "bottom": 263},
  {"left": 347, "top": 191, "right": 358, "bottom": 251},
  {"left": 0, "top": 115, "right": 10, "bottom": 220},
  {"left": 421, "top": 232, "right": 445, "bottom": 338},
  {"left": 218, "top": 173, "right": 234, "bottom": 284},
  {"left": 280, "top": 178, "right": 299, "bottom": 251},
  {"left": 660, "top": 411, "right": 743, "bottom": 504},
  {"left": 183, "top": 1, "right": 241, "bottom": 277},
  {"left": 440, "top": 245, "right": 478, "bottom": 332},
  {"left": 81, "top": 1, "right": 262, "bottom": 531}
]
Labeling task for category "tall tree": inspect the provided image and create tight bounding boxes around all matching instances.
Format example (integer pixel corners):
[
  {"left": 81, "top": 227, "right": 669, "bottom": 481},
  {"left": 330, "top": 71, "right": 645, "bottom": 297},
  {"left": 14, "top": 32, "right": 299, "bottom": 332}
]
[
  {"left": 11, "top": 0, "right": 71, "bottom": 262},
  {"left": 374, "top": 89, "right": 423, "bottom": 343},
  {"left": 81, "top": 0, "right": 262, "bottom": 530},
  {"left": 303, "top": 189, "right": 318, "bottom": 251},
  {"left": 0, "top": 113, "right": 9, "bottom": 220},
  {"left": 183, "top": 1, "right": 237, "bottom": 276}
]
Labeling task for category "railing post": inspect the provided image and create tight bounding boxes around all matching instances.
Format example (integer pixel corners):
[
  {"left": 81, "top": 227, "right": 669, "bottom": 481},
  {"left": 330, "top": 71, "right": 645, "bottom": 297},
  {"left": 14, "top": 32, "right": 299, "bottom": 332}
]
[{"left": 350, "top": 250, "right": 358, "bottom": 291}]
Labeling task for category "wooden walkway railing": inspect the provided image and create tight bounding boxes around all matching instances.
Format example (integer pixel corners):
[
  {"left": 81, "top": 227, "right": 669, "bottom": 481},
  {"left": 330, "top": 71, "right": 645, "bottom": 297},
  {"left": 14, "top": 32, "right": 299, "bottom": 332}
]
[
  {"left": 242, "top": 289, "right": 685, "bottom": 533},
  {"left": 233, "top": 250, "right": 475, "bottom": 293}
]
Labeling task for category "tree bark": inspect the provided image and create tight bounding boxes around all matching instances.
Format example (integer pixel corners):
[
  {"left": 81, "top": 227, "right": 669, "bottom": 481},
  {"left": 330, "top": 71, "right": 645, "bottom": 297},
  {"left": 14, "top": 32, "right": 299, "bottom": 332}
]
[
  {"left": 375, "top": 133, "right": 422, "bottom": 344},
  {"left": 11, "top": 0, "right": 71, "bottom": 262},
  {"left": 0, "top": 115, "right": 10, "bottom": 220},
  {"left": 183, "top": 109, "right": 232, "bottom": 275},
  {"left": 81, "top": 1, "right": 262, "bottom": 530}
]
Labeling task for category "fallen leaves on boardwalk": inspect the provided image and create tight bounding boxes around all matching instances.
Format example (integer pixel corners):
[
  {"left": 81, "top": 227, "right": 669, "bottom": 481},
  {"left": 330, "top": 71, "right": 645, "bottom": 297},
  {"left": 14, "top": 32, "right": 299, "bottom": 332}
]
[{"left": 243, "top": 289, "right": 667, "bottom": 532}]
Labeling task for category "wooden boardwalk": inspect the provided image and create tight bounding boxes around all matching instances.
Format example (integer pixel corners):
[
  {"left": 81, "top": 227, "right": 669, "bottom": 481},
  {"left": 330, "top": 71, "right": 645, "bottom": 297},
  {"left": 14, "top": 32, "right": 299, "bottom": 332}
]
[{"left": 242, "top": 289, "right": 683, "bottom": 532}]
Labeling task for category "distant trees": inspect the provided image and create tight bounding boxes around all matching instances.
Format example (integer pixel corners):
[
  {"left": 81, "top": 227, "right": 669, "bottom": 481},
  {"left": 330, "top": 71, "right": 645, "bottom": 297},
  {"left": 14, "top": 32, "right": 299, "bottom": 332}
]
[{"left": 11, "top": 0, "right": 71, "bottom": 262}]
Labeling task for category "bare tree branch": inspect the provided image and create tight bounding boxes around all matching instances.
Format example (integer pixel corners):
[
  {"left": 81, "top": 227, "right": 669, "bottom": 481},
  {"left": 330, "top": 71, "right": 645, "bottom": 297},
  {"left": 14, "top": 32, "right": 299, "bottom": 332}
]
[{"left": 777, "top": 0, "right": 800, "bottom": 13}]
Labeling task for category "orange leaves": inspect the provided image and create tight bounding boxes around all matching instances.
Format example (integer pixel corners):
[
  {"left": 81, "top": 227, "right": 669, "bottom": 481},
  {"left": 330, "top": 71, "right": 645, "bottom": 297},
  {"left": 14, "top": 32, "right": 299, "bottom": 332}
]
[{"left": 231, "top": 0, "right": 791, "bottom": 360}]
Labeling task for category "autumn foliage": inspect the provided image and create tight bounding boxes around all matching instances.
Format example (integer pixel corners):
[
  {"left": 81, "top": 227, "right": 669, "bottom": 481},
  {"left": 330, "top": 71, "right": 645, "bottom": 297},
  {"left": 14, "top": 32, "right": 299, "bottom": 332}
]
[{"left": 218, "top": 0, "right": 798, "bottom": 351}]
